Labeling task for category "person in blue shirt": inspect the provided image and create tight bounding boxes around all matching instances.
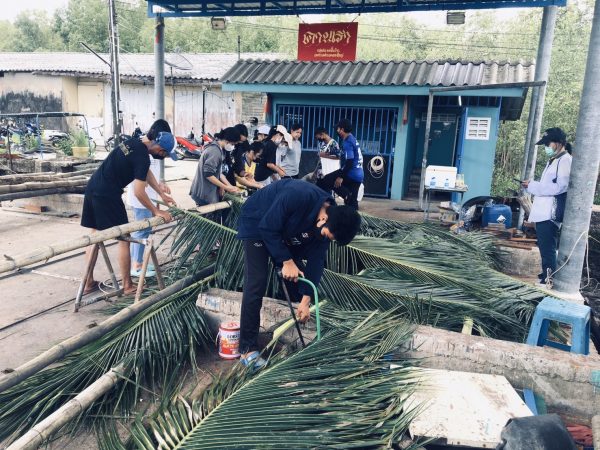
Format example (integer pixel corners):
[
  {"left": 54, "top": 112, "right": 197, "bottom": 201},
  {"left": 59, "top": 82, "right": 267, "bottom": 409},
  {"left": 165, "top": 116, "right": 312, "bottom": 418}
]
[
  {"left": 236, "top": 179, "right": 361, "bottom": 369},
  {"left": 316, "top": 118, "right": 364, "bottom": 209}
]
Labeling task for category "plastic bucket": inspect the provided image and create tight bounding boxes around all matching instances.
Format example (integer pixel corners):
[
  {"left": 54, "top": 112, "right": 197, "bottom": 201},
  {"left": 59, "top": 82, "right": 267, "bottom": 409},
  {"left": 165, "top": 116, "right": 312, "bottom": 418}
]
[{"left": 218, "top": 321, "right": 240, "bottom": 359}]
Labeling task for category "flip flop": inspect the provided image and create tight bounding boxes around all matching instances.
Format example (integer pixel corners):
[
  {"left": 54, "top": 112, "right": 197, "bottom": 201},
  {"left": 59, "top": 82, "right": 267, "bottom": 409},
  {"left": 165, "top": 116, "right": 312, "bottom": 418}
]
[
  {"left": 240, "top": 351, "right": 267, "bottom": 371},
  {"left": 83, "top": 280, "right": 100, "bottom": 296}
]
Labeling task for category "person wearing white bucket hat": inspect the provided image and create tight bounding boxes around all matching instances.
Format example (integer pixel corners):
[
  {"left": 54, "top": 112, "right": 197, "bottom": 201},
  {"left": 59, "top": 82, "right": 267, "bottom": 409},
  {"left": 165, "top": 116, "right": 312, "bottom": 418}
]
[{"left": 255, "top": 124, "right": 271, "bottom": 142}]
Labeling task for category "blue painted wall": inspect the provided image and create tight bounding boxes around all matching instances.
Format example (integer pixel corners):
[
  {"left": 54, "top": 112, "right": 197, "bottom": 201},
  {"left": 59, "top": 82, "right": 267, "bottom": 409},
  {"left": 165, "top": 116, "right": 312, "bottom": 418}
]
[{"left": 460, "top": 106, "right": 501, "bottom": 202}]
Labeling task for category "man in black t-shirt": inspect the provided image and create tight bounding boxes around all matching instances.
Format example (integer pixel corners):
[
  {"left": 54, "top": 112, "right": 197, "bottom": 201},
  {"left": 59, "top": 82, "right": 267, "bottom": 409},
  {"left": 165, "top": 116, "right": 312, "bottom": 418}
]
[{"left": 81, "top": 131, "right": 177, "bottom": 296}]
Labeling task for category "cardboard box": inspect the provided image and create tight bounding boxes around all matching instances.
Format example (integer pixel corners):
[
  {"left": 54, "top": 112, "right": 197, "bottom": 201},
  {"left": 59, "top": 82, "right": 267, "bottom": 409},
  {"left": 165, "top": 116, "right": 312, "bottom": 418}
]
[{"left": 425, "top": 165, "right": 457, "bottom": 188}]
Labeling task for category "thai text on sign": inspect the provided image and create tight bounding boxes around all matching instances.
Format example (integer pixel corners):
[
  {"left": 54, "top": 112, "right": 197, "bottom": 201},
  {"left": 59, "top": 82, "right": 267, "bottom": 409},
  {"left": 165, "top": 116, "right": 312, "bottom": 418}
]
[{"left": 297, "top": 22, "right": 358, "bottom": 61}]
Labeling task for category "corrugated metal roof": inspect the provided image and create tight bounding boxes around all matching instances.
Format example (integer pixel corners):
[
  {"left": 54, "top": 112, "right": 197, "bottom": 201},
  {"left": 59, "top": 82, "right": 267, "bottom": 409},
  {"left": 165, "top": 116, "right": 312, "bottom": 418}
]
[
  {"left": 0, "top": 52, "right": 283, "bottom": 82},
  {"left": 221, "top": 59, "right": 535, "bottom": 87}
]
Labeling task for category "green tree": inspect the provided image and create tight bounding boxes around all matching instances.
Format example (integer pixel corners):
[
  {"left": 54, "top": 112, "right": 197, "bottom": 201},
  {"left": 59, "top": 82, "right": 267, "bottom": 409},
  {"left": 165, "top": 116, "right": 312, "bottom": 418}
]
[{"left": 9, "top": 11, "right": 63, "bottom": 52}]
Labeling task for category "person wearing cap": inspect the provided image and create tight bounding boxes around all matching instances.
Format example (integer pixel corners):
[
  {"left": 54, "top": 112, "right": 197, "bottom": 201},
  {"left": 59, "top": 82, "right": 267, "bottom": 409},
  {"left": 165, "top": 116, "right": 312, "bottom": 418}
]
[
  {"left": 278, "top": 123, "right": 302, "bottom": 179},
  {"left": 81, "top": 126, "right": 177, "bottom": 296},
  {"left": 521, "top": 127, "right": 573, "bottom": 285},
  {"left": 190, "top": 126, "right": 242, "bottom": 207},
  {"left": 317, "top": 118, "right": 364, "bottom": 209},
  {"left": 255, "top": 125, "right": 271, "bottom": 143}
]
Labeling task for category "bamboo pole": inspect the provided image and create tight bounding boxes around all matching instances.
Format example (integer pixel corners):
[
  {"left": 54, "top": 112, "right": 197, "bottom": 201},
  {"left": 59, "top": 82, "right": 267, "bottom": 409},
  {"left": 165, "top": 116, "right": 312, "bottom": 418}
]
[
  {"left": 6, "top": 363, "right": 127, "bottom": 450},
  {"left": 0, "top": 179, "right": 89, "bottom": 194},
  {"left": 0, "top": 186, "right": 87, "bottom": 202},
  {"left": 0, "top": 201, "right": 231, "bottom": 274},
  {"left": 0, "top": 267, "right": 215, "bottom": 393}
]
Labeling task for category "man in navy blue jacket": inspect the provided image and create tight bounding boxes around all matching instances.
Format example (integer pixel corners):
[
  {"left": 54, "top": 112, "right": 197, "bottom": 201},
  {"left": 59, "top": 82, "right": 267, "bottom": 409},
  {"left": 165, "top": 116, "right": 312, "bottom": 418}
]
[{"left": 237, "top": 179, "right": 361, "bottom": 368}]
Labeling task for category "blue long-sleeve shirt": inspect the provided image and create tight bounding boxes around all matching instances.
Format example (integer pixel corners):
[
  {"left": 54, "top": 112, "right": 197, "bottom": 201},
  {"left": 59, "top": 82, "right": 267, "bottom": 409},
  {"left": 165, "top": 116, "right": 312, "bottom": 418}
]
[{"left": 237, "top": 179, "right": 333, "bottom": 297}]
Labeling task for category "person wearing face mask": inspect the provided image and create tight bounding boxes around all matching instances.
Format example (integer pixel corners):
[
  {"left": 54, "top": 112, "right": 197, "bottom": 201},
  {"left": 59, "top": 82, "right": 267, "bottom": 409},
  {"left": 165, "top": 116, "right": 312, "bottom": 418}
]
[
  {"left": 254, "top": 126, "right": 286, "bottom": 186},
  {"left": 190, "top": 127, "right": 242, "bottom": 207},
  {"left": 81, "top": 126, "right": 177, "bottom": 296},
  {"left": 521, "top": 127, "right": 573, "bottom": 286},
  {"left": 236, "top": 179, "right": 362, "bottom": 370}
]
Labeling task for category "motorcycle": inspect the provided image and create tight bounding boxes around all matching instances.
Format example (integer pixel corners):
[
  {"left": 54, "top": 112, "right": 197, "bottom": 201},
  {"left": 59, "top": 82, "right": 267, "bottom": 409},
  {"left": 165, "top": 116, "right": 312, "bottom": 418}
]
[{"left": 175, "top": 128, "right": 213, "bottom": 160}]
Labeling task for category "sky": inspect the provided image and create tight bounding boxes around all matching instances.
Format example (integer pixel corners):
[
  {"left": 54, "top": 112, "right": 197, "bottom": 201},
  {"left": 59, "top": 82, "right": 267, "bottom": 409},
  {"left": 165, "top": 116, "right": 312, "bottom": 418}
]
[
  {"left": 4, "top": 0, "right": 520, "bottom": 24},
  {"left": 4, "top": 0, "right": 69, "bottom": 21}
]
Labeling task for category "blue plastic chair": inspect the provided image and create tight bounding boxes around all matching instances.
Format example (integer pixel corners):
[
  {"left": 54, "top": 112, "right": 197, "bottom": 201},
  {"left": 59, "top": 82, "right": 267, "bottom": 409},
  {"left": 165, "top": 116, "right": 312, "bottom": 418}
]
[
  {"left": 523, "top": 297, "right": 591, "bottom": 415},
  {"left": 526, "top": 296, "right": 591, "bottom": 355}
]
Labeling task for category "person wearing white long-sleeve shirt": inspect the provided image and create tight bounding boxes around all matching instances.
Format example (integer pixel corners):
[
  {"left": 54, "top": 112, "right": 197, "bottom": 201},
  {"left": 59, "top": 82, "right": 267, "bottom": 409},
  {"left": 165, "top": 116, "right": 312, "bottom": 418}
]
[{"left": 522, "top": 127, "right": 573, "bottom": 285}]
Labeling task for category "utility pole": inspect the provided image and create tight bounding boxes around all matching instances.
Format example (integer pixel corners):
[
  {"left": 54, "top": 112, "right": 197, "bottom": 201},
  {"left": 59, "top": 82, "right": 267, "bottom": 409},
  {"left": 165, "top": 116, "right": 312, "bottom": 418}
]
[
  {"left": 553, "top": 0, "right": 600, "bottom": 297},
  {"left": 517, "top": 6, "right": 558, "bottom": 227},
  {"left": 154, "top": 16, "right": 166, "bottom": 181},
  {"left": 108, "top": 0, "right": 122, "bottom": 144}
]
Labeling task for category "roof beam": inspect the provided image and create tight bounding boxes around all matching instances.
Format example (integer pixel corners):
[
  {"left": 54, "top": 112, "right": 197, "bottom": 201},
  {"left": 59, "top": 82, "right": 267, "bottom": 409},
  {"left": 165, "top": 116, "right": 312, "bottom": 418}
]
[{"left": 147, "top": 0, "right": 567, "bottom": 17}]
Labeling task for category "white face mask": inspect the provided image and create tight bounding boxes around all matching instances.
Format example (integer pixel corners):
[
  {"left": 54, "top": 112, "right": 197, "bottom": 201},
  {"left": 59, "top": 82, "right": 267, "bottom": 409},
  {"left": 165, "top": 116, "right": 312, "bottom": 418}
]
[
  {"left": 224, "top": 143, "right": 235, "bottom": 152},
  {"left": 273, "top": 137, "right": 282, "bottom": 145}
]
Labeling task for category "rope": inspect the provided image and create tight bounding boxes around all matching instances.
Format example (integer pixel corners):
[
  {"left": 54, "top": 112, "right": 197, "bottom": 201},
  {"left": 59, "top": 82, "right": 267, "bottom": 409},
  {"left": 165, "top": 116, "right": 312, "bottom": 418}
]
[{"left": 548, "top": 229, "right": 591, "bottom": 289}]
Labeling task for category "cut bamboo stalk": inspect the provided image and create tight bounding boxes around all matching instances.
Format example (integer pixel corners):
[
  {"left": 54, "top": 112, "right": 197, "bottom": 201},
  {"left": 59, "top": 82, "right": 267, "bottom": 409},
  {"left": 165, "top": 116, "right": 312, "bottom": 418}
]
[
  {"left": 0, "top": 179, "right": 89, "bottom": 194},
  {"left": 6, "top": 363, "right": 127, "bottom": 450},
  {"left": 0, "top": 186, "right": 86, "bottom": 202},
  {"left": 0, "top": 267, "right": 215, "bottom": 393},
  {"left": 0, "top": 201, "right": 231, "bottom": 274}
]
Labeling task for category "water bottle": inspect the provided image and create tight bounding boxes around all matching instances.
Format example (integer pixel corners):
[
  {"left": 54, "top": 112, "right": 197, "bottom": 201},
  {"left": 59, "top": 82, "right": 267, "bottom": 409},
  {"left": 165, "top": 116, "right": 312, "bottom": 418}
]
[
  {"left": 429, "top": 176, "right": 436, "bottom": 188},
  {"left": 444, "top": 178, "right": 449, "bottom": 188}
]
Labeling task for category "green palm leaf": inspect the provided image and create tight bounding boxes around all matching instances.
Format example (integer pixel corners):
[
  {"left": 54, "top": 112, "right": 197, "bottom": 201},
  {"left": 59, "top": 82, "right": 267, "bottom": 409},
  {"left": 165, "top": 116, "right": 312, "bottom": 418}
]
[
  {"left": 0, "top": 282, "right": 213, "bottom": 444},
  {"left": 116, "top": 310, "right": 424, "bottom": 450},
  {"left": 167, "top": 208, "right": 244, "bottom": 291}
]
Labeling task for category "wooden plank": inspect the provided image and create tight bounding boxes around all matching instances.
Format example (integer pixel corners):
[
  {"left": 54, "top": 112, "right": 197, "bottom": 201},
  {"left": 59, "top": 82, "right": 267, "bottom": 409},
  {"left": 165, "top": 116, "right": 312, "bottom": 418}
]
[{"left": 408, "top": 369, "right": 533, "bottom": 448}]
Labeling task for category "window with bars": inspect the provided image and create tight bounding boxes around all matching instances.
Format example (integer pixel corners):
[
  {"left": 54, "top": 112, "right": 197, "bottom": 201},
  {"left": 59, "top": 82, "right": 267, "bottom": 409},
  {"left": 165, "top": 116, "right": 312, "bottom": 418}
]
[
  {"left": 465, "top": 117, "right": 491, "bottom": 140},
  {"left": 274, "top": 104, "right": 398, "bottom": 155}
]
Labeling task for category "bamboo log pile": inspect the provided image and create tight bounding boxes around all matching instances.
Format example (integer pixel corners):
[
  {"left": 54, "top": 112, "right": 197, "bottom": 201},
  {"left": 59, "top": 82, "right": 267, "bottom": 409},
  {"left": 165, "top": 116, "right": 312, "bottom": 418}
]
[
  {"left": 0, "top": 201, "right": 231, "bottom": 275},
  {"left": 6, "top": 363, "right": 127, "bottom": 450}
]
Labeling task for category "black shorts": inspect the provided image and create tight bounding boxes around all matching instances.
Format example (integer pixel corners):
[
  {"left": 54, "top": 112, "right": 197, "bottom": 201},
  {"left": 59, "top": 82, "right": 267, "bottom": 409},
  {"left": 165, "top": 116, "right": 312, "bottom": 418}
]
[{"left": 81, "top": 193, "right": 128, "bottom": 231}]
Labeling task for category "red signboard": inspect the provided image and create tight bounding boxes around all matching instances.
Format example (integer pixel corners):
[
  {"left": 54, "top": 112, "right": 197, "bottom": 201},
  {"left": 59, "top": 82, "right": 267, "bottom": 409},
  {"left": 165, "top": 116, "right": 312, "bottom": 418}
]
[{"left": 297, "top": 22, "right": 358, "bottom": 62}]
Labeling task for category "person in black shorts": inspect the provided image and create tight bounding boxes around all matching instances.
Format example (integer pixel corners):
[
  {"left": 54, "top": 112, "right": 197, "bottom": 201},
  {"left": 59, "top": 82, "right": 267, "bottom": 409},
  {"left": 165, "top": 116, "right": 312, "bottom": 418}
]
[{"left": 81, "top": 127, "right": 177, "bottom": 296}]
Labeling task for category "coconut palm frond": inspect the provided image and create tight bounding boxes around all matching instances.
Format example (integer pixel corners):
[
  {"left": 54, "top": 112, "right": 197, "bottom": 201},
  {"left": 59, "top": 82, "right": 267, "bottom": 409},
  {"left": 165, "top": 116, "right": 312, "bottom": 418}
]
[
  {"left": 117, "top": 311, "right": 422, "bottom": 450},
  {"left": 0, "top": 283, "right": 213, "bottom": 443},
  {"left": 320, "top": 267, "right": 536, "bottom": 340},
  {"left": 168, "top": 208, "right": 243, "bottom": 291}
]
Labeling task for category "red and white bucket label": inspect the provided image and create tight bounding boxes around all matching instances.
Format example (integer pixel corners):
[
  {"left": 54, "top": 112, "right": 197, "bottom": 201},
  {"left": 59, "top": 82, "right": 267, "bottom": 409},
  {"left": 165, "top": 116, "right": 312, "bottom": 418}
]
[{"left": 218, "top": 321, "right": 240, "bottom": 359}]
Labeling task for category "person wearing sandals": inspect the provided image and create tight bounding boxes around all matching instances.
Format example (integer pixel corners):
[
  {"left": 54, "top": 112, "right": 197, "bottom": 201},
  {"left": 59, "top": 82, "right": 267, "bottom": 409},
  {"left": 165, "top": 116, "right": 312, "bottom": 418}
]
[
  {"left": 521, "top": 127, "right": 573, "bottom": 286},
  {"left": 236, "top": 179, "right": 362, "bottom": 369},
  {"left": 81, "top": 127, "right": 177, "bottom": 296}
]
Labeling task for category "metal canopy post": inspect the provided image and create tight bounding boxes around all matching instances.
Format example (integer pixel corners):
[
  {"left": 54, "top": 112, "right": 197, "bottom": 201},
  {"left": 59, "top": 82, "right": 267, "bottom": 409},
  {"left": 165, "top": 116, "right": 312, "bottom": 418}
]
[
  {"left": 518, "top": 6, "right": 558, "bottom": 226},
  {"left": 553, "top": 0, "right": 600, "bottom": 296},
  {"left": 419, "top": 92, "right": 434, "bottom": 209},
  {"left": 154, "top": 16, "right": 166, "bottom": 182}
]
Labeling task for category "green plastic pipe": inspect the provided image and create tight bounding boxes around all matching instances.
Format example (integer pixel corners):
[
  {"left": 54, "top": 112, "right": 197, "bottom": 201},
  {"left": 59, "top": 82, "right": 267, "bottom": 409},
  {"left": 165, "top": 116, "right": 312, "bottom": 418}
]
[{"left": 298, "top": 276, "right": 321, "bottom": 341}]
